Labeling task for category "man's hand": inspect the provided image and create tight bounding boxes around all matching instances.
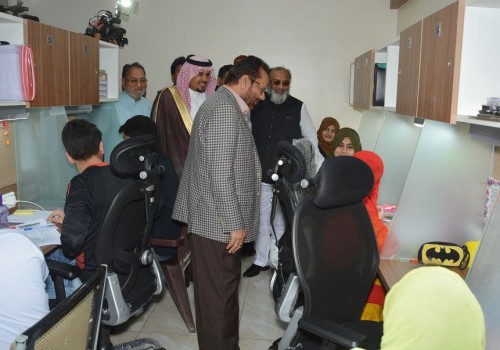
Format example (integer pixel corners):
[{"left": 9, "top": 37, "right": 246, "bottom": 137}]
[
  {"left": 47, "top": 209, "right": 65, "bottom": 225},
  {"left": 226, "top": 228, "right": 247, "bottom": 254}
]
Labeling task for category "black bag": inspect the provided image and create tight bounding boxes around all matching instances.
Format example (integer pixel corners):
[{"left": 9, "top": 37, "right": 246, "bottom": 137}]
[{"left": 418, "top": 241, "right": 470, "bottom": 270}]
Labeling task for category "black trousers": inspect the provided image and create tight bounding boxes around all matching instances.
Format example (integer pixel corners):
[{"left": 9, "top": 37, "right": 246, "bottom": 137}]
[{"left": 191, "top": 234, "right": 241, "bottom": 350}]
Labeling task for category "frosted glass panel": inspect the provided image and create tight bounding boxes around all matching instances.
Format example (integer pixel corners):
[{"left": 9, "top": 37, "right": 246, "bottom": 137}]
[
  {"left": 14, "top": 107, "right": 77, "bottom": 210},
  {"left": 381, "top": 121, "right": 493, "bottom": 259},
  {"left": 78, "top": 102, "right": 122, "bottom": 159},
  {"left": 467, "top": 198, "right": 500, "bottom": 350},
  {"left": 374, "top": 113, "right": 422, "bottom": 205},
  {"left": 357, "top": 110, "right": 385, "bottom": 151}
]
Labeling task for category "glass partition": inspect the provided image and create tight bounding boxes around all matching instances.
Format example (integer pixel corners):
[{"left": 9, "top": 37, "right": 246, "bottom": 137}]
[
  {"left": 78, "top": 102, "right": 122, "bottom": 159},
  {"left": 14, "top": 107, "right": 77, "bottom": 210},
  {"left": 381, "top": 120, "right": 493, "bottom": 259},
  {"left": 357, "top": 110, "right": 385, "bottom": 151},
  {"left": 467, "top": 197, "right": 500, "bottom": 349},
  {"left": 374, "top": 113, "right": 422, "bottom": 205}
]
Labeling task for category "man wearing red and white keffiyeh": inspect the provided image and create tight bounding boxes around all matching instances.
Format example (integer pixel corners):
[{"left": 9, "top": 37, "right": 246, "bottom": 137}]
[{"left": 151, "top": 55, "right": 216, "bottom": 178}]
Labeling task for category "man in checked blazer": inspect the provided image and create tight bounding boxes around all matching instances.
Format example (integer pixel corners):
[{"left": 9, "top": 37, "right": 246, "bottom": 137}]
[{"left": 173, "top": 56, "right": 270, "bottom": 350}]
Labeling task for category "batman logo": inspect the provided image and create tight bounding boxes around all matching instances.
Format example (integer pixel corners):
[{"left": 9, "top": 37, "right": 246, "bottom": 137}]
[{"left": 421, "top": 244, "right": 463, "bottom": 267}]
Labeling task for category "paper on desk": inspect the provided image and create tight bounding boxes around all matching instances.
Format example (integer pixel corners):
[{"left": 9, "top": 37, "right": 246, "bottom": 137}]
[
  {"left": 8, "top": 210, "right": 51, "bottom": 224},
  {"left": 14, "top": 219, "right": 61, "bottom": 247}
]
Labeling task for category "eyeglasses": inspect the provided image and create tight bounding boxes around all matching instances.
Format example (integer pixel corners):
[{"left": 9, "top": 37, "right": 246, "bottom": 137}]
[
  {"left": 250, "top": 78, "right": 266, "bottom": 94},
  {"left": 125, "top": 78, "right": 148, "bottom": 85},
  {"left": 272, "top": 79, "right": 290, "bottom": 87}
]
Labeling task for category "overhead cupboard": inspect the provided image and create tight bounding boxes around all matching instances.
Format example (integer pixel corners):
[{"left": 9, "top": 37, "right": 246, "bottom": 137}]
[
  {"left": 0, "top": 12, "right": 119, "bottom": 108},
  {"left": 352, "top": 0, "right": 500, "bottom": 127}
]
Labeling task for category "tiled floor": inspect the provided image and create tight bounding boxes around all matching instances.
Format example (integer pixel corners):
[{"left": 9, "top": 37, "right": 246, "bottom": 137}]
[{"left": 110, "top": 256, "right": 287, "bottom": 350}]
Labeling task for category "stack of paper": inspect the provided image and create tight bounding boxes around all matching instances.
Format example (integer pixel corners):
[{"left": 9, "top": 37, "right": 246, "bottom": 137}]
[{"left": 13, "top": 219, "right": 61, "bottom": 247}]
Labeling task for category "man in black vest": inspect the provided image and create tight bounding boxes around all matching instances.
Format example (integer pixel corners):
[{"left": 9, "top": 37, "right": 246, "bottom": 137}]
[{"left": 243, "top": 66, "right": 319, "bottom": 277}]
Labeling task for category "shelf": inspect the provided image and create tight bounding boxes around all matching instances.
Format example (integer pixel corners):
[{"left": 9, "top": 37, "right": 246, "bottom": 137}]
[
  {"left": 0, "top": 12, "right": 23, "bottom": 45},
  {"left": 99, "top": 40, "right": 119, "bottom": 100},
  {"left": 457, "top": 114, "right": 500, "bottom": 128},
  {"left": 457, "top": 6, "right": 500, "bottom": 120}
]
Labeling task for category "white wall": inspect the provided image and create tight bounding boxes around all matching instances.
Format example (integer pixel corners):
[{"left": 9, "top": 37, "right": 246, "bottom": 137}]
[{"left": 23, "top": 0, "right": 397, "bottom": 129}]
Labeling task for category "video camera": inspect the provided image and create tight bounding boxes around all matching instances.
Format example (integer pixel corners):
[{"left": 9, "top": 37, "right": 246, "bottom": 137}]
[{"left": 85, "top": 10, "right": 128, "bottom": 47}]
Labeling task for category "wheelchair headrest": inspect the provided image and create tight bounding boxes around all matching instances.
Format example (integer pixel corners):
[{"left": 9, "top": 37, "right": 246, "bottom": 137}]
[
  {"left": 274, "top": 140, "right": 307, "bottom": 184},
  {"left": 110, "top": 135, "right": 158, "bottom": 178},
  {"left": 314, "top": 156, "right": 374, "bottom": 209}
]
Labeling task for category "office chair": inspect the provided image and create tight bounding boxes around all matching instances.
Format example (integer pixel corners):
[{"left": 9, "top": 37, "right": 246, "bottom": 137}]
[
  {"left": 151, "top": 225, "right": 196, "bottom": 333},
  {"left": 94, "top": 135, "right": 166, "bottom": 350},
  {"left": 276, "top": 156, "right": 383, "bottom": 350},
  {"left": 269, "top": 140, "right": 315, "bottom": 323},
  {"left": 14, "top": 265, "right": 107, "bottom": 350}
]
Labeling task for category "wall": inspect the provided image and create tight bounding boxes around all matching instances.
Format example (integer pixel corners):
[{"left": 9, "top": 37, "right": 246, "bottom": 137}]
[
  {"left": 22, "top": 0, "right": 397, "bottom": 129},
  {"left": 1, "top": 0, "right": 398, "bottom": 190}
]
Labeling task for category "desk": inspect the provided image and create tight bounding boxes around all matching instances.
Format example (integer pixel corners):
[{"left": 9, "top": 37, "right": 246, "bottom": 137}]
[
  {"left": 42, "top": 244, "right": 58, "bottom": 255},
  {"left": 378, "top": 259, "right": 469, "bottom": 291}
]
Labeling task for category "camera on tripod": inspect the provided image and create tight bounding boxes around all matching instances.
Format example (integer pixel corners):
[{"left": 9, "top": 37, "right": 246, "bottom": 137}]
[{"left": 85, "top": 10, "right": 128, "bottom": 47}]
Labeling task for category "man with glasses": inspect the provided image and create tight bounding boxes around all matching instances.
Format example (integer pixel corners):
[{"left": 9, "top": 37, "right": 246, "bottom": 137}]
[
  {"left": 243, "top": 66, "right": 319, "bottom": 278},
  {"left": 151, "top": 55, "right": 216, "bottom": 178},
  {"left": 173, "top": 56, "right": 270, "bottom": 349},
  {"left": 116, "top": 62, "right": 153, "bottom": 127}
]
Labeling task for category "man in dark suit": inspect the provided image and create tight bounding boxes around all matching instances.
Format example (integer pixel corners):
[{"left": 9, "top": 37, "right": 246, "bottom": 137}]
[{"left": 173, "top": 56, "right": 270, "bottom": 350}]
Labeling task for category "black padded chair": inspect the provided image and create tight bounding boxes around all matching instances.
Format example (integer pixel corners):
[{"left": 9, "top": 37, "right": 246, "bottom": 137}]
[
  {"left": 95, "top": 135, "right": 165, "bottom": 350},
  {"left": 269, "top": 140, "right": 315, "bottom": 323},
  {"left": 276, "top": 156, "right": 383, "bottom": 350},
  {"left": 14, "top": 266, "right": 106, "bottom": 350}
]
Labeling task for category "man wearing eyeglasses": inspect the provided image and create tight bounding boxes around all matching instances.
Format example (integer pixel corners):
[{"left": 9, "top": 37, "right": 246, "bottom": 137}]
[
  {"left": 151, "top": 55, "right": 217, "bottom": 179},
  {"left": 243, "top": 66, "right": 319, "bottom": 278},
  {"left": 116, "top": 62, "right": 153, "bottom": 127}
]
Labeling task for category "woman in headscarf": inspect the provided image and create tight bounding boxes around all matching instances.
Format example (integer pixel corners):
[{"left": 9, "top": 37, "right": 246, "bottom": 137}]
[
  {"left": 317, "top": 117, "right": 340, "bottom": 158},
  {"left": 354, "top": 150, "right": 388, "bottom": 322},
  {"left": 331, "top": 127, "right": 362, "bottom": 157},
  {"left": 354, "top": 151, "right": 387, "bottom": 251},
  {"left": 380, "top": 267, "right": 485, "bottom": 349}
]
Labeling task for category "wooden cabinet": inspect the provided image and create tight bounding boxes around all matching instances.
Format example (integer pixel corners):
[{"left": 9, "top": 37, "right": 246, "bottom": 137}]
[
  {"left": 69, "top": 32, "right": 99, "bottom": 106},
  {"left": 24, "top": 20, "right": 101, "bottom": 108},
  {"left": 353, "top": 49, "right": 374, "bottom": 110},
  {"left": 417, "top": 0, "right": 464, "bottom": 124},
  {"left": 396, "top": 1, "right": 464, "bottom": 124},
  {"left": 0, "top": 13, "right": 118, "bottom": 109},
  {"left": 396, "top": 21, "right": 422, "bottom": 117},
  {"left": 24, "top": 20, "right": 71, "bottom": 108}
]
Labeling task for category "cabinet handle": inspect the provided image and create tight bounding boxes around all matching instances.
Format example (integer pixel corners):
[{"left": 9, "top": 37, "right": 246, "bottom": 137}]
[
  {"left": 447, "top": 59, "right": 452, "bottom": 67},
  {"left": 434, "top": 22, "right": 441, "bottom": 38},
  {"left": 406, "top": 36, "right": 412, "bottom": 49}
]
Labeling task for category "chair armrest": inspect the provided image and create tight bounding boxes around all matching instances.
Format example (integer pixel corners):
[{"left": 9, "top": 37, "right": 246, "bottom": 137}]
[
  {"left": 46, "top": 259, "right": 81, "bottom": 280},
  {"left": 298, "top": 316, "right": 366, "bottom": 349},
  {"left": 151, "top": 237, "right": 185, "bottom": 248}
]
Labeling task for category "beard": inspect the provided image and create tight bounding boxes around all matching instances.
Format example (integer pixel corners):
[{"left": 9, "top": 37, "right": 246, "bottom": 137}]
[{"left": 269, "top": 90, "right": 289, "bottom": 104}]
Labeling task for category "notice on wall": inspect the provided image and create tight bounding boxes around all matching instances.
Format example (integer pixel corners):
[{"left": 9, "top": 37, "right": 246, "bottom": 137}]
[{"left": 484, "top": 177, "right": 500, "bottom": 224}]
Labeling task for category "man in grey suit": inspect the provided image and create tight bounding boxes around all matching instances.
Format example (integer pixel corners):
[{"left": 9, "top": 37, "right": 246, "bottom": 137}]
[{"left": 173, "top": 56, "right": 270, "bottom": 350}]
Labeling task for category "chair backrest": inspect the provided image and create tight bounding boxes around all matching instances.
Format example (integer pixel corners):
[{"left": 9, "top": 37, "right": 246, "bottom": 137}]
[
  {"left": 94, "top": 135, "right": 165, "bottom": 325},
  {"left": 14, "top": 266, "right": 106, "bottom": 350},
  {"left": 293, "top": 156, "right": 379, "bottom": 324}
]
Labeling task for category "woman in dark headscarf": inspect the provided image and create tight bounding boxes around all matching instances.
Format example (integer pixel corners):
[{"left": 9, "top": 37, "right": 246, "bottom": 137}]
[
  {"left": 316, "top": 117, "right": 340, "bottom": 158},
  {"left": 331, "top": 127, "right": 362, "bottom": 157}
]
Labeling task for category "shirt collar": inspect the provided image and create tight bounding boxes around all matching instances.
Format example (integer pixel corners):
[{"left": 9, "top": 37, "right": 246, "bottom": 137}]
[{"left": 224, "top": 85, "right": 250, "bottom": 120}]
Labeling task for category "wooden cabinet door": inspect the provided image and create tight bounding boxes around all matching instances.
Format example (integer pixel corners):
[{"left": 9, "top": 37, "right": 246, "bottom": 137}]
[
  {"left": 396, "top": 21, "right": 422, "bottom": 117},
  {"left": 24, "top": 20, "right": 70, "bottom": 107},
  {"left": 417, "top": 0, "right": 464, "bottom": 123},
  {"left": 69, "top": 32, "right": 99, "bottom": 106},
  {"left": 353, "top": 49, "right": 375, "bottom": 110}
]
